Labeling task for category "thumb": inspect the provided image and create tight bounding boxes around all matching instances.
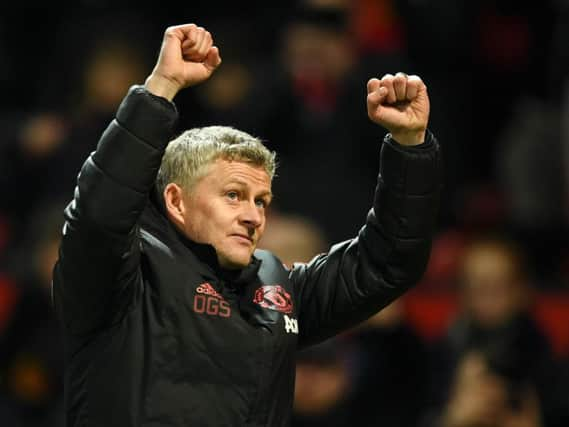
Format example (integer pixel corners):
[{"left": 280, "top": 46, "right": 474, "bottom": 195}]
[
  {"left": 204, "top": 46, "right": 222, "bottom": 71},
  {"left": 159, "top": 29, "right": 184, "bottom": 62}
]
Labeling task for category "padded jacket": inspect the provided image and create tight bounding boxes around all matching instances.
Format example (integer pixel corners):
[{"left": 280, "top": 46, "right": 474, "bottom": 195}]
[{"left": 52, "top": 85, "right": 443, "bottom": 427}]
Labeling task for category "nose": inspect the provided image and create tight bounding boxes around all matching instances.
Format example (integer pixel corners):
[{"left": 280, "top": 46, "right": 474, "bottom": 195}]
[{"left": 239, "top": 200, "right": 263, "bottom": 229}]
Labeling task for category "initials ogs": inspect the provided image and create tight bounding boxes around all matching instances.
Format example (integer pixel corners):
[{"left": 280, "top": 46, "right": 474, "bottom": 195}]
[{"left": 193, "top": 294, "right": 231, "bottom": 318}]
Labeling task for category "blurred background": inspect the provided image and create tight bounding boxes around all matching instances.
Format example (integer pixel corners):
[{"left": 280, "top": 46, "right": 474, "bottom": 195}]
[{"left": 1, "top": 1, "right": 569, "bottom": 426}]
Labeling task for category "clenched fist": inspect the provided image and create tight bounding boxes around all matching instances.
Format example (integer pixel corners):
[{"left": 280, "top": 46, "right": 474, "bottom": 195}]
[
  {"left": 145, "top": 24, "right": 222, "bottom": 101},
  {"left": 367, "top": 72, "right": 430, "bottom": 146}
]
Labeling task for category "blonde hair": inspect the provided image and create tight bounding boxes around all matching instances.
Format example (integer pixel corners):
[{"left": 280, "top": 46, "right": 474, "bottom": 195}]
[{"left": 156, "top": 126, "right": 276, "bottom": 195}]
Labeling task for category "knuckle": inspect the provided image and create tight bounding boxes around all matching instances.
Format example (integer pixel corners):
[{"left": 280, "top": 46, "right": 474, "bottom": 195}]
[{"left": 408, "top": 75, "right": 422, "bottom": 84}]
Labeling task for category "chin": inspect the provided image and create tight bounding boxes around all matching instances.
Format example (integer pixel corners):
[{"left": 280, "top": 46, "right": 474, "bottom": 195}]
[{"left": 218, "top": 250, "right": 252, "bottom": 270}]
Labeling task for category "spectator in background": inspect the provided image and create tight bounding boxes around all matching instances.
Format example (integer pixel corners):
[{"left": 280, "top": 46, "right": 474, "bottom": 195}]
[
  {"left": 496, "top": 98, "right": 567, "bottom": 288},
  {"left": 41, "top": 39, "right": 147, "bottom": 198},
  {"left": 37, "top": 37, "right": 147, "bottom": 200},
  {"left": 293, "top": 338, "right": 356, "bottom": 427},
  {"left": 265, "top": 1, "right": 410, "bottom": 242},
  {"left": 257, "top": 210, "right": 328, "bottom": 266},
  {"left": 293, "top": 300, "right": 429, "bottom": 427},
  {"left": 350, "top": 299, "right": 429, "bottom": 427},
  {"left": 425, "top": 235, "right": 567, "bottom": 427},
  {"left": 0, "top": 112, "right": 68, "bottom": 255},
  {"left": 0, "top": 38, "right": 147, "bottom": 264},
  {"left": 0, "top": 203, "right": 65, "bottom": 427},
  {"left": 441, "top": 348, "right": 543, "bottom": 427}
]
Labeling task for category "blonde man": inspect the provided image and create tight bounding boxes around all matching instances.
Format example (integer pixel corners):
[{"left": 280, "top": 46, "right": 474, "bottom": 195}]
[{"left": 53, "top": 24, "right": 442, "bottom": 427}]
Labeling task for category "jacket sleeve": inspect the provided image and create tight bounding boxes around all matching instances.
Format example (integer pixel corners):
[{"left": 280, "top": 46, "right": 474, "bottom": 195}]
[
  {"left": 52, "top": 85, "right": 178, "bottom": 335},
  {"left": 291, "top": 132, "right": 442, "bottom": 348}
]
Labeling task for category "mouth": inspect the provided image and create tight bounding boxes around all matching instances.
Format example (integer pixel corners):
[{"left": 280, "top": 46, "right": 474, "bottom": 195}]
[{"left": 231, "top": 234, "right": 254, "bottom": 245}]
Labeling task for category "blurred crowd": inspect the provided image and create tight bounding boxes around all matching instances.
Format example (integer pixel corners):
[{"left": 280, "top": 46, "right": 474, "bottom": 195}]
[{"left": 1, "top": 1, "right": 569, "bottom": 426}]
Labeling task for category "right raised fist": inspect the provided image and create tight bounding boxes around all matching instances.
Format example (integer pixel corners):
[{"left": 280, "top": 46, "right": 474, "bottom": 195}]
[{"left": 145, "top": 24, "right": 222, "bottom": 101}]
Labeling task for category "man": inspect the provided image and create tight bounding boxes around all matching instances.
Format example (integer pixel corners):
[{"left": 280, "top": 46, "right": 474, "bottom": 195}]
[{"left": 53, "top": 24, "right": 442, "bottom": 427}]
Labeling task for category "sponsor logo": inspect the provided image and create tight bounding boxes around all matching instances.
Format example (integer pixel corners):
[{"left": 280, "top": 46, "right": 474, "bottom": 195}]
[
  {"left": 193, "top": 282, "right": 231, "bottom": 318},
  {"left": 253, "top": 285, "right": 293, "bottom": 314},
  {"left": 284, "top": 314, "right": 299, "bottom": 334}
]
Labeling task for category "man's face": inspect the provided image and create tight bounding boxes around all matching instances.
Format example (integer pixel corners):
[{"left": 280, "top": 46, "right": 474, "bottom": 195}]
[{"left": 181, "top": 158, "right": 272, "bottom": 269}]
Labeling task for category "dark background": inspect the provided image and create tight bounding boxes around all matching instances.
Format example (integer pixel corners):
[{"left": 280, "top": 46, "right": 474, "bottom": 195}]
[{"left": 0, "top": 1, "right": 568, "bottom": 426}]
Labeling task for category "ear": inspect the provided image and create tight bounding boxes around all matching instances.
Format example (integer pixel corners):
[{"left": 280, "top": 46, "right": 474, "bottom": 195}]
[{"left": 164, "top": 183, "right": 186, "bottom": 227}]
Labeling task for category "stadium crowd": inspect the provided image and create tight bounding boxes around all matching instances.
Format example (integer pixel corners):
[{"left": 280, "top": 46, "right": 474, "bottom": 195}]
[{"left": 1, "top": 1, "right": 569, "bottom": 426}]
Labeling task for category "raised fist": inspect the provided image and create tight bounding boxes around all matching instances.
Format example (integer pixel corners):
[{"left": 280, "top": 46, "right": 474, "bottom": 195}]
[
  {"left": 366, "top": 72, "right": 430, "bottom": 146},
  {"left": 145, "top": 24, "right": 222, "bottom": 100}
]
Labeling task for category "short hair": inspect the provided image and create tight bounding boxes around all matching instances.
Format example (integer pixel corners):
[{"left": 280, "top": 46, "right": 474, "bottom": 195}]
[{"left": 156, "top": 126, "right": 276, "bottom": 196}]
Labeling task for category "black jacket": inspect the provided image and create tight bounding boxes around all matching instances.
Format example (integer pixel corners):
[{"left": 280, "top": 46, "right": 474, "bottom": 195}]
[{"left": 52, "top": 85, "right": 442, "bottom": 427}]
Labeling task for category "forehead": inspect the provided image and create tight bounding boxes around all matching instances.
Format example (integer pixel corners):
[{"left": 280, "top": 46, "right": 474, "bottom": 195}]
[{"left": 203, "top": 158, "right": 272, "bottom": 189}]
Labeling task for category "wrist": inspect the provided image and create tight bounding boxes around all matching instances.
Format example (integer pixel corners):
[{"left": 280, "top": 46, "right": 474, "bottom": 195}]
[
  {"left": 390, "top": 128, "right": 426, "bottom": 146},
  {"left": 144, "top": 74, "right": 180, "bottom": 101}
]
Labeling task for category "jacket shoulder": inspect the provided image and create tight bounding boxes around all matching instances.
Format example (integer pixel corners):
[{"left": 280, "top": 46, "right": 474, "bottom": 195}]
[
  {"left": 254, "top": 248, "right": 286, "bottom": 266},
  {"left": 254, "top": 249, "right": 291, "bottom": 283}
]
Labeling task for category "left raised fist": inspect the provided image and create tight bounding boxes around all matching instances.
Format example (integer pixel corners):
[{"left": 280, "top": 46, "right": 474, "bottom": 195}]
[{"left": 366, "top": 72, "right": 430, "bottom": 146}]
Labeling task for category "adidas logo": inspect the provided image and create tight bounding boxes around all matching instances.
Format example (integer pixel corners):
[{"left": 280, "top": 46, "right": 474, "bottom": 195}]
[{"left": 196, "top": 282, "right": 223, "bottom": 299}]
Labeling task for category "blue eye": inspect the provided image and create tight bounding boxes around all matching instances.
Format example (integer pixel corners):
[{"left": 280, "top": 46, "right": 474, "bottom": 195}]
[
  {"left": 226, "top": 191, "right": 239, "bottom": 200},
  {"left": 255, "top": 199, "right": 266, "bottom": 208}
]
